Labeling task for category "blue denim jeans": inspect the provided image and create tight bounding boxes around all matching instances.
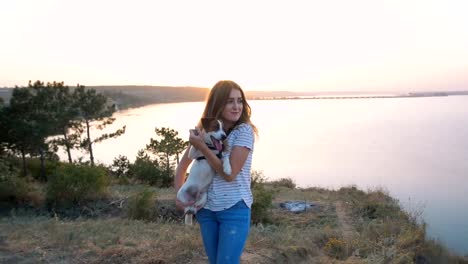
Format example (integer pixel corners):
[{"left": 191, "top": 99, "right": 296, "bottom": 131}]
[{"left": 196, "top": 200, "right": 251, "bottom": 264}]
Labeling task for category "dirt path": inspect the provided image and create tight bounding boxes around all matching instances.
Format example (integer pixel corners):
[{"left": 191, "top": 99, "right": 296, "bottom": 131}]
[{"left": 334, "top": 201, "right": 355, "bottom": 241}]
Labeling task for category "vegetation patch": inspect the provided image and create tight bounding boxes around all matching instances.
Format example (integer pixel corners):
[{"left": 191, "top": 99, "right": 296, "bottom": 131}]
[
  {"left": 125, "top": 188, "right": 156, "bottom": 221},
  {"left": 46, "top": 163, "right": 110, "bottom": 207},
  {"left": 267, "top": 177, "right": 296, "bottom": 189},
  {"left": 1, "top": 182, "right": 467, "bottom": 263}
]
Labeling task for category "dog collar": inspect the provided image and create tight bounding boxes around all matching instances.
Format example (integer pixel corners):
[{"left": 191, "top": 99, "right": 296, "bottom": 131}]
[{"left": 196, "top": 152, "right": 223, "bottom": 161}]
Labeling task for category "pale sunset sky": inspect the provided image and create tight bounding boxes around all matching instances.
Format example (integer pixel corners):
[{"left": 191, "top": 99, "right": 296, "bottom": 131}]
[{"left": 1, "top": 0, "right": 467, "bottom": 92}]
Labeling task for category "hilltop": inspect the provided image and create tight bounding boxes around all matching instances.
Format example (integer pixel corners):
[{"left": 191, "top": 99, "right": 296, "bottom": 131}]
[{"left": 1, "top": 183, "right": 467, "bottom": 263}]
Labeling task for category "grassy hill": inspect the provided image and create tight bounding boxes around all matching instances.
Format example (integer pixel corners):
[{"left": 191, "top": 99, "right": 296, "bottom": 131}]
[{"left": 1, "top": 183, "right": 467, "bottom": 263}]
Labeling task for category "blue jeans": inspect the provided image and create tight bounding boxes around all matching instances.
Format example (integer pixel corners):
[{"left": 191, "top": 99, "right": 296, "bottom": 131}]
[{"left": 196, "top": 200, "right": 251, "bottom": 264}]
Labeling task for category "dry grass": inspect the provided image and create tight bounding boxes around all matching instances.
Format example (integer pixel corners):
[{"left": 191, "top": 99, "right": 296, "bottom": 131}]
[
  {"left": 110, "top": 184, "right": 175, "bottom": 200},
  {"left": 1, "top": 184, "right": 467, "bottom": 264},
  {"left": 0, "top": 217, "right": 204, "bottom": 263}
]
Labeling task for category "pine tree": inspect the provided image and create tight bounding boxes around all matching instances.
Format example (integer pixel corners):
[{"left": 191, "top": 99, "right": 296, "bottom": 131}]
[
  {"left": 146, "top": 127, "right": 188, "bottom": 186},
  {"left": 73, "top": 85, "right": 125, "bottom": 166}
]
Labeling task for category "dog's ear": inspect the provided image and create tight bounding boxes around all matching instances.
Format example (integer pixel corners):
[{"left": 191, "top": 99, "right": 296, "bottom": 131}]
[{"left": 201, "top": 117, "right": 216, "bottom": 130}]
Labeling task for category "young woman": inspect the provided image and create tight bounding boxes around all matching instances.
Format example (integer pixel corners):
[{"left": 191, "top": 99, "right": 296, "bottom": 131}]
[{"left": 174, "top": 80, "right": 257, "bottom": 264}]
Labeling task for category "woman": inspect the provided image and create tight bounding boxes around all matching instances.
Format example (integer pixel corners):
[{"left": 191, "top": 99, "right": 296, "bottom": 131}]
[{"left": 174, "top": 80, "right": 257, "bottom": 264}]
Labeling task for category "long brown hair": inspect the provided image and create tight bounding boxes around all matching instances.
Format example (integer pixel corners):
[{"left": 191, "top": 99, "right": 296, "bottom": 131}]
[{"left": 199, "top": 80, "right": 258, "bottom": 135}]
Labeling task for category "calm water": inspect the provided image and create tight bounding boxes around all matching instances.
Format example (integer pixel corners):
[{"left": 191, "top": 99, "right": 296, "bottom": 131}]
[{"left": 63, "top": 96, "right": 468, "bottom": 254}]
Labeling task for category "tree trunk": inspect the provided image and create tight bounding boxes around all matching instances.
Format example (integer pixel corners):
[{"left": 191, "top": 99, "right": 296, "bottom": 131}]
[
  {"left": 39, "top": 147, "right": 46, "bottom": 181},
  {"left": 176, "top": 153, "right": 180, "bottom": 165},
  {"left": 86, "top": 119, "right": 94, "bottom": 166},
  {"left": 21, "top": 148, "right": 27, "bottom": 177},
  {"left": 63, "top": 127, "right": 73, "bottom": 163},
  {"left": 166, "top": 152, "right": 170, "bottom": 175}
]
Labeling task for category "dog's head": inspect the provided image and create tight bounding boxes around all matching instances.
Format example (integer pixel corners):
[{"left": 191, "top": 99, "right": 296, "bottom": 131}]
[{"left": 201, "top": 117, "right": 226, "bottom": 152}]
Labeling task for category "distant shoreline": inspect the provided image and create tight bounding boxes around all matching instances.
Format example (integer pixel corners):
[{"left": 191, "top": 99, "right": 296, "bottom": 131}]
[
  {"left": 1, "top": 86, "right": 467, "bottom": 111},
  {"left": 111, "top": 92, "right": 468, "bottom": 111},
  {"left": 249, "top": 93, "right": 464, "bottom": 101}
]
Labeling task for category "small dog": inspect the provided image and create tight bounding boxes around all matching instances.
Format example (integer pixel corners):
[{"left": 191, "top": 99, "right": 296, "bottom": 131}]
[{"left": 176, "top": 118, "right": 232, "bottom": 221}]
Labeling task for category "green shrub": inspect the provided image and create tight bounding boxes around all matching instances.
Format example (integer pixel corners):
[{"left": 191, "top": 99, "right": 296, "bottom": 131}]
[
  {"left": 250, "top": 170, "right": 275, "bottom": 224},
  {"left": 26, "top": 158, "right": 60, "bottom": 181},
  {"left": 126, "top": 188, "right": 156, "bottom": 221},
  {"left": 110, "top": 155, "right": 130, "bottom": 179},
  {"left": 0, "top": 159, "right": 42, "bottom": 206},
  {"left": 128, "top": 150, "right": 168, "bottom": 187},
  {"left": 46, "top": 163, "right": 110, "bottom": 206},
  {"left": 251, "top": 170, "right": 268, "bottom": 188},
  {"left": 0, "top": 176, "right": 30, "bottom": 205},
  {"left": 0, "top": 158, "right": 15, "bottom": 180},
  {"left": 251, "top": 184, "right": 275, "bottom": 224},
  {"left": 358, "top": 200, "right": 401, "bottom": 220},
  {"left": 341, "top": 187, "right": 401, "bottom": 220}
]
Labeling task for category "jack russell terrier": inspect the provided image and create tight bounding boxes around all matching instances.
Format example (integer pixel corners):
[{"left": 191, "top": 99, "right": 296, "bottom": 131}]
[{"left": 177, "top": 117, "right": 232, "bottom": 224}]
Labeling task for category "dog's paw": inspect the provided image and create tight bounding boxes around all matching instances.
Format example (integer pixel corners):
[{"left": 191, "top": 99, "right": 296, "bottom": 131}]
[
  {"left": 185, "top": 206, "right": 196, "bottom": 215},
  {"left": 223, "top": 165, "right": 232, "bottom": 176},
  {"left": 223, "top": 158, "right": 232, "bottom": 175}
]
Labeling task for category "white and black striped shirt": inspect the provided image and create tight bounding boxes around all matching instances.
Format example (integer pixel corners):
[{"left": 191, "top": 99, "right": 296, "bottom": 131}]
[{"left": 204, "top": 123, "right": 254, "bottom": 211}]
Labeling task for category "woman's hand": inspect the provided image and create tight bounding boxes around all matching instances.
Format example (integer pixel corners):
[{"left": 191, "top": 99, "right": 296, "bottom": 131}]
[
  {"left": 189, "top": 127, "right": 206, "bottom": 150},
  {"left": 175, "top": 198, "right": 195, "bottom": 211},
  {"left": 176, "top": 195, "right": 204, "bottom": 212}
]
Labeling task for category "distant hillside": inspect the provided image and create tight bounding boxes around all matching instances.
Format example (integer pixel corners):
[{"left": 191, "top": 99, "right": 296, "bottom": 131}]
[
  {"left": 1, "top": 85, "right": 304, "bottom": 109},
  {"left": 90, "top": 86, "right": 308, "bottom": 109},
  {"left": 90, "top": 86, "right": 210, "bottom": 109},
  {"left": 2, "top": 86, "right": 468, "bottom": 110}
]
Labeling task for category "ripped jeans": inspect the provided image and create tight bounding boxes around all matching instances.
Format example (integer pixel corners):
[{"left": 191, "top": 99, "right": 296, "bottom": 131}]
[{"left": 196, "top": 200, "right": 251, "bottom": 264}]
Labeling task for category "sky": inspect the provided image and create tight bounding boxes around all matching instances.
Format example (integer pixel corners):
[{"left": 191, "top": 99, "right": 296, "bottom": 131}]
[{"left": 1, "top": 0, "right": 468, "bottom": 92}]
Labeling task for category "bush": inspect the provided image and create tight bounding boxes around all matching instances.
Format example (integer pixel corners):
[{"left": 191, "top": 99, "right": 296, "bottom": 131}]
[
  {"left": 0, "top": 159, "right": 42, "bottom": 206},
  {"left": 126, "top": 188, "right": 156, "bottom": 221},
  {"left": 128, "top": 150, "right": 169, "bottom": 187},
  {"left": 323, "top": 237, "right": 349, "bottom": 260},
  {"left": 251, "top": 184, "right": 275, "bottom": 224},
  {"left": 110, "top": 155, "right": 130, "bottom": 178},
  {"left": 359, "top": 199, "right": 401, "bottom": 220},
  {"left": 250, "top": 170, "right": 275, "bottom": 224},
  {"left": 26, "top": 158, "right": 60, "bottom": 181},
  {"left": 251, "top": 170, "right": 268, "bottom": 188},
  {"left": 0, "top": 175, "right": 30, "bottom": 205},
  {"left": 0, "top": 158, "right": 15, "bottom": 181},
  {"left": 46, "top": 163, "right": 110, "bottom": 206}
]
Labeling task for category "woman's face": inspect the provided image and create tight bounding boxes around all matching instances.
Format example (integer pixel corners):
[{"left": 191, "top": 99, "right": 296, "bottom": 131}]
[{"left": 221, "top": 88, "right": 243, "bottom": 127}]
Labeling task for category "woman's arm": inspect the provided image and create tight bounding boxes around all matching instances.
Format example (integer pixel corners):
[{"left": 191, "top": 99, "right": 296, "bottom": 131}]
[{"left": 189, "top": 129, "right": 249, "bottom": 182}]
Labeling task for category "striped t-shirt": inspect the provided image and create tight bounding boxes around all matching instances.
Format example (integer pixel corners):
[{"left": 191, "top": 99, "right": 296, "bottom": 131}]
[{"left": 204, "top": 123, "right": 254, "bottom": 211}]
